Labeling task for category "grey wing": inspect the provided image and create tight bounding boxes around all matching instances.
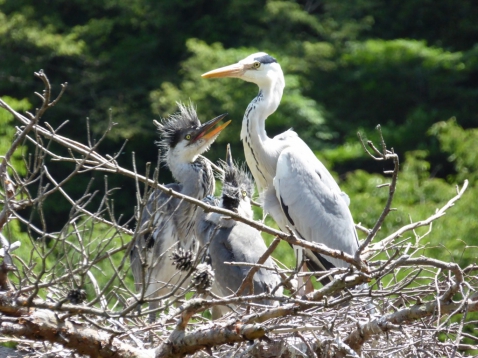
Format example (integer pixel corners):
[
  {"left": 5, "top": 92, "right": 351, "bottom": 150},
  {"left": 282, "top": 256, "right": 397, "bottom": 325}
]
[
  {"left": 209, "top": 226, "right": 245, "bottom": 296},
  {"left": 230, "top": 223, "right": 281, "bottom": 294},
  {"left": 195, "top": 196, "right": 220, "bottom": 248},
  {"left": 273, "top": 145, "right": 359, "bottom": 269},
  {"left": 130, "top": 184, "right": 181, "bottom": 291},
  {"left": 211, "top": 223, "right": 281, "bottom": 296}
]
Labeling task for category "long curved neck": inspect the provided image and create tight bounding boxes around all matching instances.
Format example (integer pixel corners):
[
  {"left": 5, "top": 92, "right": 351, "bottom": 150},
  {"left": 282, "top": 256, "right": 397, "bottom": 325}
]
[
  {"left": 240, "top": 81, "right": 283, "bottom": 140},
  {"left": 241, "top": 74, "right": 285, "bottom": 191}
]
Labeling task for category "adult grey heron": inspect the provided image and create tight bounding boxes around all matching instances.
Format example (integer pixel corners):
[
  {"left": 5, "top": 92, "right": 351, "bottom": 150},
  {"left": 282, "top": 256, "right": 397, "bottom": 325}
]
[
  {"left": 202, "top": 53, "right": 359, "bottom": 286},
  {"left": 196, "top": 145, "right": 282, "bottom": 318},
  {"left": 130, "top": 103, "right": 230, "bottom": 320}
]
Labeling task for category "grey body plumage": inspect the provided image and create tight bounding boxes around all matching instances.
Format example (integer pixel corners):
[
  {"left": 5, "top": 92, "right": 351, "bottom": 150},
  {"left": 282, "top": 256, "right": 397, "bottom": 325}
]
[{"left": 196, "top": 145, "right": 282, "bottom": 318}]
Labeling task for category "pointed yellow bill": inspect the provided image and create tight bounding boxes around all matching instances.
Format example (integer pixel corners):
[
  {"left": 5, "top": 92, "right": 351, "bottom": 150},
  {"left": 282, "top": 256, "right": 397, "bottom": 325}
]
[
  {"left": 200, "top": 119, "right": 232, "bottom": 141},
  {"left": 201, "top": 63, "right": 245, "bottom": 78},
  {"left": 193, "top": 113, "right": 231, "bottom": 142}
]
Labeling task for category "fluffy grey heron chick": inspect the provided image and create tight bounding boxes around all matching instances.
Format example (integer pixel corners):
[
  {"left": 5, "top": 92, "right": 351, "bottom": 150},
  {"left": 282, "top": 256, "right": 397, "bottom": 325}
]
[
  {"left": 202, "top": 54, "right": 360, "bottom": 286},
  {"left": 196, "top": 145, "right": 282, "bottom": 318},
  {"left": 130, "top": 103, "right": 230, "bottom": 320}
]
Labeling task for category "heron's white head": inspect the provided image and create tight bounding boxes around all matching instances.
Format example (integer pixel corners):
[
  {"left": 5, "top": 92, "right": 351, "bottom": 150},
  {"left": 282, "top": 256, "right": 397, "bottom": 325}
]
[
  {"left": 156, "top": 103, "right": 230, "bottom": 164},
  {"left": 202, "top": 52, "right": 284, "bottom": 89}
]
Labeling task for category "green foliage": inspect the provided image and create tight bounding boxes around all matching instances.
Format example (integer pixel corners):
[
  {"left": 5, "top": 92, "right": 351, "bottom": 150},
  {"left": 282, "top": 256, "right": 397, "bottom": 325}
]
[
  {"left": 303, "top": 38, "right": 477, "bottom": 149},
  {"left": 0, "top": 11, "right": 85, "bottom": 56},
  {"left": 429, "top": 118, "right": 478, "bottom": 183},
  {"left": 0, "top": 96, "right": 30, "bottom": 176}
]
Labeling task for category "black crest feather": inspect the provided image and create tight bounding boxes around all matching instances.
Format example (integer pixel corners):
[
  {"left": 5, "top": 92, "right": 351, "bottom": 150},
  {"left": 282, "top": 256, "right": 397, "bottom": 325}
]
[
  {"left": 155, "top": 102, "right": 200, "bottom": 151},
  {"left": 254, "top": 54, "right": 277, "bottom": 65},
  {"left": 219, "top": 154, "right": 254, "bottom": 211}
]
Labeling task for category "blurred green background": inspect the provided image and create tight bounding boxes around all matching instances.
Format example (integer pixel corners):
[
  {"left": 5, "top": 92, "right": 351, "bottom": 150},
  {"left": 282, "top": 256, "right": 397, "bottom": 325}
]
[{"left": 1, "top": 0, "right": 477, "bottom": 275}]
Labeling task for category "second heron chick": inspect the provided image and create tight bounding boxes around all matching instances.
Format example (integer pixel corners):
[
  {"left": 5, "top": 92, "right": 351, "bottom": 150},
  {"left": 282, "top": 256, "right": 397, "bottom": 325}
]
[{"left": 196, "top": 145, "right": 282, "bottom": 318}]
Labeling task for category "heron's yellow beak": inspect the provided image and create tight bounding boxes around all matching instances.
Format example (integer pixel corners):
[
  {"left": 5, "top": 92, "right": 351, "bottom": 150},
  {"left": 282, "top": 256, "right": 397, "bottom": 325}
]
[
  {"left": 201, "top": 119, "right": 231, "bottom": 141},
  {"left": 201, "top": 63, "right": 244, "bottom": 79},
  {"left": 193, "top": 113, "right": 231, "bottom": 142}
]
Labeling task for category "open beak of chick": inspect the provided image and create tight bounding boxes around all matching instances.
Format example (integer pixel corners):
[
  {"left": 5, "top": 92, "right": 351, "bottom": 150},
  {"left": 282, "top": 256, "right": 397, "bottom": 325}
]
[{"left": 192, "top": 113, "right": 231, "bottom": 143}]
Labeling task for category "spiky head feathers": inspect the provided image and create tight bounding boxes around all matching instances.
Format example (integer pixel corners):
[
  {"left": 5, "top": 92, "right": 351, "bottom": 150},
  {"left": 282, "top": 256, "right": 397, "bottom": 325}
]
[
  {"left": 220, "top": 159, "right": 254, "bottom": 213},
  {"left": 155, "top": 103, "right": 201, "bottom": 151},
  {"left": 154, "top": 103, "right": 229, "bottom": 165}
]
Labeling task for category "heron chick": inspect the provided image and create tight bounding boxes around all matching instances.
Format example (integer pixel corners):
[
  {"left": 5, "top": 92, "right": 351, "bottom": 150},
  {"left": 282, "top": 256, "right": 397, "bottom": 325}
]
[
  {"left": 130, "top": 103, "right": 230, "bottom": 321},
  {"left": 196, "top": 144, "right": 282, "bottom": 318}
]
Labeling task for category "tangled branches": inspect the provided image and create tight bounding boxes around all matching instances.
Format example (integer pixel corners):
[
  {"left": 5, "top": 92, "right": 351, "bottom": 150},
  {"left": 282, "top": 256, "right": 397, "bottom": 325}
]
[{"left": 0, "top": 72, "right": 477, "bottom": 357}]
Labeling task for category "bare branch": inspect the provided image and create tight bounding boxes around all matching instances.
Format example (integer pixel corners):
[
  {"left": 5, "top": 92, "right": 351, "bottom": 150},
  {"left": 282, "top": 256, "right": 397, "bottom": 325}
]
[
  {"left": 369, "top": 180, "right": 469, "bottom": 256},
  {"left": 356, "top": 125, "right": 399, "bottom": 257}
]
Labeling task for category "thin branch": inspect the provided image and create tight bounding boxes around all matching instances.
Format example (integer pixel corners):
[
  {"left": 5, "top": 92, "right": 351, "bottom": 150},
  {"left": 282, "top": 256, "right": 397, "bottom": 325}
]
[
  {"left": 369, "top": 180, "right": 469, "bottom": 256},
  {"left": 356, "top": 125, "right": 399, "bottom": 257}
]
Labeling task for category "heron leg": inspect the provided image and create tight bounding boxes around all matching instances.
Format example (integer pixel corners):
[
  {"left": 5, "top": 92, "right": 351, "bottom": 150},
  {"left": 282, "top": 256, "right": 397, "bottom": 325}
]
[
  {"left": 303, "top": 264, "right": 314, "bottom": 294},
  {"left": 293, "top": 245, "right": 308, "bottom": 296},
  {"left": 148, "top": 300, "right": 159, "bottom": 323}
]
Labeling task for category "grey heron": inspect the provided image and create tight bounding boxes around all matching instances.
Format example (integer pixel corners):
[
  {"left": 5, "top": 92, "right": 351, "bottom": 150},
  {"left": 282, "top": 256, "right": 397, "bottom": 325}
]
[
  {"left": 196, "top": 144, "right": 282, "bottom": 318},
  {"left": 202, "top": 53, "right": 360, "bottom": 286},
  {"left": 130, "top": 103, "right": 230, "bottom": 320}
]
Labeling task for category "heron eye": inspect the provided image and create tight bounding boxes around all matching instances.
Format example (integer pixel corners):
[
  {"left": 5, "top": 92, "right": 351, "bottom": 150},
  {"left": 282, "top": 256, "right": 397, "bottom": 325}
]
[
  {"left": 242, "top": 190, "right": 247, "bottom": 198},
  {"left": 252, "top": 61, "right": 261, "bottom": 69},
  {"left": 185, "top": 134, "right": 192, "bottom": 140}
]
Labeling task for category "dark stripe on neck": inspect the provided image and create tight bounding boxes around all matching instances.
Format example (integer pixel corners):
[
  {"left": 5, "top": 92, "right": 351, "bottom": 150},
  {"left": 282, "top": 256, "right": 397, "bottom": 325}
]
[{"left": 245, "top": 99, "right": 267, "bottom": 184}]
